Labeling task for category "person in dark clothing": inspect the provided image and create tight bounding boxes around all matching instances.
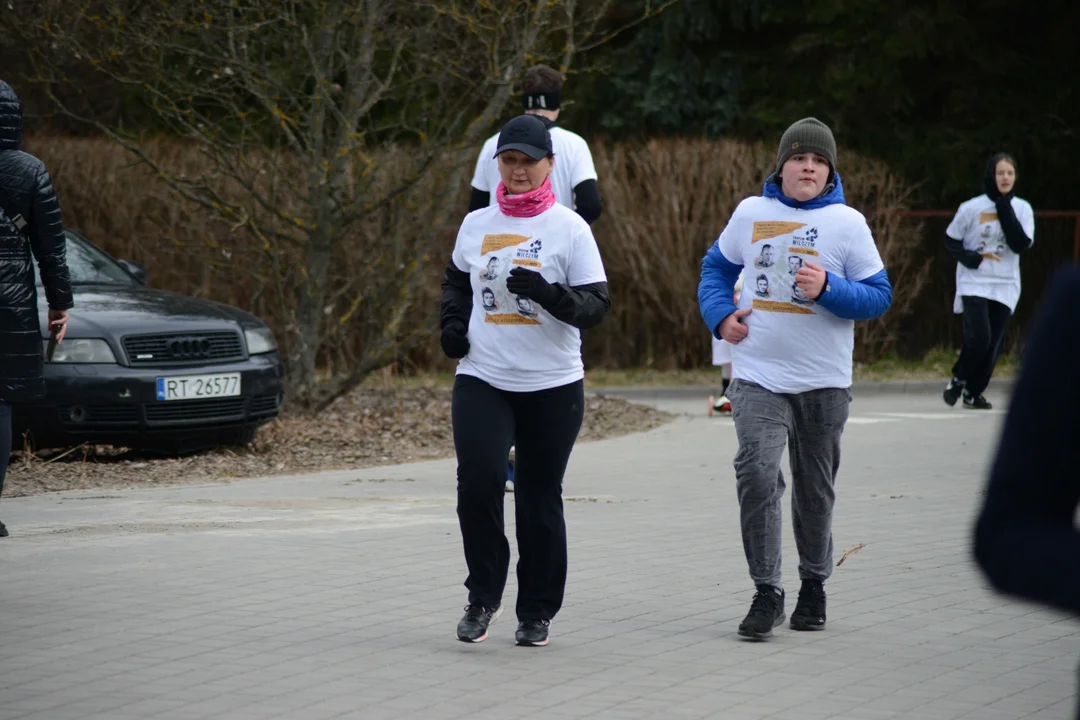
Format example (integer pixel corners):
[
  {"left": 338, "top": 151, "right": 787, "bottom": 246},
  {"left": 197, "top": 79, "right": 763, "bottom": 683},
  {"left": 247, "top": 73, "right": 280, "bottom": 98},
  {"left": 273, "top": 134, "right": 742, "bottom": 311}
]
[
  {"left": 469, "top": 64, "right": 602, "bottom": 225},
  {"left": 974, "top": 265, "right": 1080, "bottom": 720},
  {"left": 0, "top": 80, "right": 75, "bottom": 537},
  {"left": 442, "top": 115, "right": 609, "bottom": 647},
  {"left": 943, "top": 153, "right": 1034, "bottom": 410}
]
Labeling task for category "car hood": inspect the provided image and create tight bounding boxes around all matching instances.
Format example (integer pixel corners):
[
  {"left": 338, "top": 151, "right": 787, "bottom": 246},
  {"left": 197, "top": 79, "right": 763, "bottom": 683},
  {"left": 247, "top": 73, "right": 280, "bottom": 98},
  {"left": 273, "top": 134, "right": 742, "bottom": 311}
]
[{"left": 38, "top": 285, "right": 266, "bottom": 339}]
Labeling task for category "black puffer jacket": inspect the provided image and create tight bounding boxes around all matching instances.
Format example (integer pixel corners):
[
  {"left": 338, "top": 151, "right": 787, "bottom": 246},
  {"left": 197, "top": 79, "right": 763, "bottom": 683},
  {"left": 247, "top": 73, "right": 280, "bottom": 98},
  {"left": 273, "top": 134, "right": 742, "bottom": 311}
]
[{"left": 0, "top": 80, "right": 73, "bottom": 403}]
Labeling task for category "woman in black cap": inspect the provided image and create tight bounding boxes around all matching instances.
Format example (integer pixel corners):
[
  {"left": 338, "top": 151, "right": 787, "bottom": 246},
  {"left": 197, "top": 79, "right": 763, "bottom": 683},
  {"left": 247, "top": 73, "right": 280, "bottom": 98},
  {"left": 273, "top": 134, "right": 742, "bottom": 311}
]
[
  {"left": 440, "top": 114, "right": 610, "bottom": 647},
  {"left": 942, "top": 153, "right": 1035, "bottom": 410}
]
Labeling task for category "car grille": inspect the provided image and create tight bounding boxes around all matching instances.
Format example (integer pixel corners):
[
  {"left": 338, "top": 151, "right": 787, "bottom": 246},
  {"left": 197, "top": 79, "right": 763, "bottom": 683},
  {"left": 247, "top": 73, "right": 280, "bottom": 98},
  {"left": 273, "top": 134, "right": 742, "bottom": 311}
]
[
  {"left": 123, "top": 332, "right": 245, "bottom": 366},
  {"left": 250, "top": 394, "right": 282, "bottom": 417},
  {"left": 145, "top": 397, "right": 247, "bottom": 424}
]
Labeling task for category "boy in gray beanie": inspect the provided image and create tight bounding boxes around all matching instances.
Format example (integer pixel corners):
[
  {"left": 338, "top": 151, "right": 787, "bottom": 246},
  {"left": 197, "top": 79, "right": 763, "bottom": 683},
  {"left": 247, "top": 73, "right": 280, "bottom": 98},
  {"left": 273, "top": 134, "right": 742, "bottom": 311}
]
[{"left": 698, "top": 117, "right": 893, "bottom": 639}]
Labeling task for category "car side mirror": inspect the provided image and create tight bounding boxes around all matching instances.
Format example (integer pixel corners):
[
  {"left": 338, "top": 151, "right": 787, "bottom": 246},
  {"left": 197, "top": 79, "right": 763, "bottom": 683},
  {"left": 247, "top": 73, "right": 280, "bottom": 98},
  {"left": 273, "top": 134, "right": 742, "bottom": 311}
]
[{"left": 118, "top": 259, "right": 149, "bottom": 284}]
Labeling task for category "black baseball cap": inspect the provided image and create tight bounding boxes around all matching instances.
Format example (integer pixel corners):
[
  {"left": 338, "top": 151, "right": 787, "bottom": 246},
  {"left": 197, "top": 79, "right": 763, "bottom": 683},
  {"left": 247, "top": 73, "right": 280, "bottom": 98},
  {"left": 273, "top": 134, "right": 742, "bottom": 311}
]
[{"left": 494, "top": 115, "right": 553, "bottom": 161}]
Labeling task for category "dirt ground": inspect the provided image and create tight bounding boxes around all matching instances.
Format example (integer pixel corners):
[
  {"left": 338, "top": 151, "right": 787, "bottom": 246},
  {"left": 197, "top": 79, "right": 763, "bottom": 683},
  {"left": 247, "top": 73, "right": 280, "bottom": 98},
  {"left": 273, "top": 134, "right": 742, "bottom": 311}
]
[{"left": 3, "top": 386, "right": 674, "bottom": 497}]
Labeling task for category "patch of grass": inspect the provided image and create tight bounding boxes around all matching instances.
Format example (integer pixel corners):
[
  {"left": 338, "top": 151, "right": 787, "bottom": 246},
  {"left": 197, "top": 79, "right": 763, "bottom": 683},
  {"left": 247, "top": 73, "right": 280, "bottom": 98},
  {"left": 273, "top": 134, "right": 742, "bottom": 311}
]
[
  {"left": 351, "top": 348, "right": 1018, "bottom": 391},
  {"left": 853, "top": 348, "right": 1017, "bottom": 382}
]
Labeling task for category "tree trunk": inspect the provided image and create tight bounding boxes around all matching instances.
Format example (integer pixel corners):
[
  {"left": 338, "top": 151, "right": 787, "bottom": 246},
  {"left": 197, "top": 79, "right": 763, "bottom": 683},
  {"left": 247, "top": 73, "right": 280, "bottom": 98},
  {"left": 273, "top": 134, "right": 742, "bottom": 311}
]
[{"left": 287, "top": 227, "right": 334, "bottom": 405}]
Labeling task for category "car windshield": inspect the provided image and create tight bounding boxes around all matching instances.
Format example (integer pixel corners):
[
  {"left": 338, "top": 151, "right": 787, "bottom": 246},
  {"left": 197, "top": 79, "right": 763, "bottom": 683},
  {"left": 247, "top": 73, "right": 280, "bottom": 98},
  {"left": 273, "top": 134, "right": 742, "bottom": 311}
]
[{"left": 35, "top": 232, "right": 136, "bottom": 286}]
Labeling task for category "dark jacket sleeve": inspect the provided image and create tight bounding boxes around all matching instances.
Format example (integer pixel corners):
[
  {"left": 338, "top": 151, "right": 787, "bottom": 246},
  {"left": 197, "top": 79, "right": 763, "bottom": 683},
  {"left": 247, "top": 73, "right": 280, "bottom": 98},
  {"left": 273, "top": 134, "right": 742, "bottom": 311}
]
[
  {"left": 538, "top": 281, "right": 610, "bottom": 330},
  {"left": 28, "top": 163, "right": 74, "bottom": 310},
  {"left": 572, "top": 179, "right": 602, "bottom": 225},
  {"left": 944, "top": 234, "right": 983, "bottom": 270},
  {"left": 468, "top": 188, "right": 490, "bottom": 214},
  {"left": 973, "top": 266, "right": 1080, "bottom": 614},
  {"left": 440, "top": 259, "right": 472, "bottom": 330},
  {"left": 995, "top": 197, "right": 1033, "bottom": 254}
]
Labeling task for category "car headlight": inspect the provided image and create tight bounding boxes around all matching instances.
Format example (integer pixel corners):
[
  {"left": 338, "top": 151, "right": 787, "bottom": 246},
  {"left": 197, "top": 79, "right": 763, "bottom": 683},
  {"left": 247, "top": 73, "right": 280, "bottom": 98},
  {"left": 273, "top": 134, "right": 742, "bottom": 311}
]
[
  {"left": 244, "top": 327, "right": 277, "bottom": 355},
  {"left": 44, "top": 338, "right": 118, "bottom": 363}
]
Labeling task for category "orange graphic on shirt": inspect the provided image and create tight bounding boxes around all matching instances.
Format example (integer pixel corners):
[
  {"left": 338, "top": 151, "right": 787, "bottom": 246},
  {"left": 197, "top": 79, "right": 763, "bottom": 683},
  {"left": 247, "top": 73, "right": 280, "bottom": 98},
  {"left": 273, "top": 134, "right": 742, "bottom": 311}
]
[
  {"left": 481, "top": 233, "right": 530, "bottom": 254},
  {"left": 980, "top": 253, "right": 1001, "bottom": 261},
  {"left": 978, "top": 212, "right": 999, "bottom": 225},
  {"left": 752, "top": 299, "right": 815, "bottom": 315},
  {"left": 512, "top": 259, "right": 542, "bottom": 268},
  {"left": 485, "top": 314, "right": 541, "bottom": 326},
  {"left": 751, "top": 221, "right": 807, "bottom": 243},
  {"left": 788, "top": 247, "right": 820, "bottom": 257}
]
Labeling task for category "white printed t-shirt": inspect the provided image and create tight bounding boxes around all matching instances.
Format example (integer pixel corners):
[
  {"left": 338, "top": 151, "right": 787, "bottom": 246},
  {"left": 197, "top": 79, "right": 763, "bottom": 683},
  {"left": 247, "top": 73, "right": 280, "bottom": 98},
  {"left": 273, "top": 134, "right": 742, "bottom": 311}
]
[
  {"left": 472, "top": 126, "right": 598, "bottom": 210},
  {"left": 451, "top": 203, "right": 607, "bottom": 393},
  {"left": 716, "top": 196, "right": 885, "bottom": 394},
  {"left": 946, "top": 194, "right": 1034, "bottom": 314}
]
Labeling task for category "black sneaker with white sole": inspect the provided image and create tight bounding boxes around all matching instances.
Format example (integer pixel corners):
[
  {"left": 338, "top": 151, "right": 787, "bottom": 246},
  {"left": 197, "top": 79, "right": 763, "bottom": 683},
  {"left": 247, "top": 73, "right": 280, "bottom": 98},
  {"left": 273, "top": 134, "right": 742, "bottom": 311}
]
[
  {"left": 738, "top": 585, "right": 785, "bottom": 640},
  {"left": 943, "top": 377, "right": 964, "bottom": 406},
  {"left": 456, "top": 604, "right": 502, "bottom": 643},
  {"left": 515, "top": 619, "right": 550, "bottom": 647},
  {"left": 790, "top": 580, "right": 826, "bottom": 631},
  {"left": 963, "top": 392, "right": 992, "bottom": 410}
]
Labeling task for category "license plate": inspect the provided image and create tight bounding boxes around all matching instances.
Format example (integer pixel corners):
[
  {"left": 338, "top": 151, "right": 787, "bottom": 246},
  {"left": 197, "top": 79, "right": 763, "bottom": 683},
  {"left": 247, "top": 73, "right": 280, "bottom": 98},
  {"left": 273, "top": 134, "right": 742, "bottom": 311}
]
[{"left": 156, "top": 373, "right": 241, "bottom": 401}]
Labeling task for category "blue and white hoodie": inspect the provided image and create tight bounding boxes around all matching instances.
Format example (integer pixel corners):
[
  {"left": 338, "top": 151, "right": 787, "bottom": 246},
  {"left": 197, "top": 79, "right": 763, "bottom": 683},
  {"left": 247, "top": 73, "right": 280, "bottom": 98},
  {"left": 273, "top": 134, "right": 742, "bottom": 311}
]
[{"left": 697, "top": 174, "right": 892, "bottom": 394}]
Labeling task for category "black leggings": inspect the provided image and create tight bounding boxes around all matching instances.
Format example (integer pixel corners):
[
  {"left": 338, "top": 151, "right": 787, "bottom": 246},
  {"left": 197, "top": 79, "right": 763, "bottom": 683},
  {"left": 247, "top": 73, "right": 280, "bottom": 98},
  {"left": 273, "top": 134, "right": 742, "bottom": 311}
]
[
  {"left": 0, "top": 402, "right": 11, "bottom": 499},
  {"left": 953, "top": 296, "right": 1011, "bottom": 396},
  {"left": 452, "top": 374, "right": 584, "bottom": 622}
]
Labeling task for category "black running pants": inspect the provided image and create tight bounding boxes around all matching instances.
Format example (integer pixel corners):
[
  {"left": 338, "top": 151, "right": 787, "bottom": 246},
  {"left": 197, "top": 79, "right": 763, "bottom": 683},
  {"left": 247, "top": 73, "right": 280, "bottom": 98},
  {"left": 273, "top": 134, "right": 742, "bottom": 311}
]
[
  {"left": 452, "top": 374, "right": 584, "bottom": 622},
  {"left": 953, "top": 296, "right": 1011, "bottom": 396}
]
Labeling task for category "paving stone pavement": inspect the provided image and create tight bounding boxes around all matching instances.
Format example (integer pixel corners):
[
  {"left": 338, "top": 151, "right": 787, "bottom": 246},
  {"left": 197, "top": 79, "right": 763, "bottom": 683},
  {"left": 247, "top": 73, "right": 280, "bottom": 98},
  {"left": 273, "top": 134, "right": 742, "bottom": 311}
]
[{"left": 1, "top": 389, "right": 1077, "bottom": 720}]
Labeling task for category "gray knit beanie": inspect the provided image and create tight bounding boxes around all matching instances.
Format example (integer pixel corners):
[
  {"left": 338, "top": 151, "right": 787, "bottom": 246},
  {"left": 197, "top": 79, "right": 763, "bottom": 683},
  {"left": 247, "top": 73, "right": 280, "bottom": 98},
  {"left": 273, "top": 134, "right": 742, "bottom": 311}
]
[{"left": 774, "top": 118, "right": 837, "bottom": 177}]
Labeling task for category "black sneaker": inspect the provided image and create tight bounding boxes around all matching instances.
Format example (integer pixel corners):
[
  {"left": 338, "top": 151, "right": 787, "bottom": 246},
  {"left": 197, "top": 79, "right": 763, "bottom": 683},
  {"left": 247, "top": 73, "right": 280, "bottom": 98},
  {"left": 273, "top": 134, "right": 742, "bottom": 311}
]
[
  {"left": 943, "top": 377, "right": 964, "bottom": 406},
  {"left": 963, "top": 393, "right": 992, "bottom": 410},
  {"left": 456, "top": 604, "right": 502, "bottom": 643},
  {"left": 738, "top": 585, "right": 785, "bottom": 640},
  {"left": 790, "top": 580, "right": 827, "bottom": 631},
  {"left": 0, "top": 521, "right": 7, "bottom": 538},
  {"left": 515, "top": 619, "right": 550, "bottom": 647}
]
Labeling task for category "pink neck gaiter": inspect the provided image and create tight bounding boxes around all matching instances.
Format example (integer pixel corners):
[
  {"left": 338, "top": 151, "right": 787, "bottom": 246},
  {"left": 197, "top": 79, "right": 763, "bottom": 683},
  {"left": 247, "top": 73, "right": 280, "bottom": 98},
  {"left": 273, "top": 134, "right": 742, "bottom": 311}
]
[{"left": 496, "top": 177, "right": 556, "bottom": 218}]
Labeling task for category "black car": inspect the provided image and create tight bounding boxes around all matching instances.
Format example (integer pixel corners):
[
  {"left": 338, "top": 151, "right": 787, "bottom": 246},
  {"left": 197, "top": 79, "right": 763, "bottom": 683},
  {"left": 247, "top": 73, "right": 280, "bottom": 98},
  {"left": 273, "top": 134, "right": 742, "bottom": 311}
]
[{"left": 13, "top": 229, "right": 285, "bottom": 452}]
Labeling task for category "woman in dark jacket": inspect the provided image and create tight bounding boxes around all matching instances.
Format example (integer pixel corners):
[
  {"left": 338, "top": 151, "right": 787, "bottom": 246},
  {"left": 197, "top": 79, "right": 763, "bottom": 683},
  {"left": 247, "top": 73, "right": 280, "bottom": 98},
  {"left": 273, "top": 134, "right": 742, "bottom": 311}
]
[{"left": 0, "top": 79, "right": 75, "bottom": 537}]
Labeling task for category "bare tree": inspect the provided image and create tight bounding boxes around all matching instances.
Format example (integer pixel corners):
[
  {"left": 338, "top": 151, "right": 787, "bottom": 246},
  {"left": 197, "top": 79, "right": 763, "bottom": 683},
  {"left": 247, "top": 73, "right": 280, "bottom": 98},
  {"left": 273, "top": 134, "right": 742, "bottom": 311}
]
[{"left": 5, "top": 0, "right": 677, "bottom": 409}]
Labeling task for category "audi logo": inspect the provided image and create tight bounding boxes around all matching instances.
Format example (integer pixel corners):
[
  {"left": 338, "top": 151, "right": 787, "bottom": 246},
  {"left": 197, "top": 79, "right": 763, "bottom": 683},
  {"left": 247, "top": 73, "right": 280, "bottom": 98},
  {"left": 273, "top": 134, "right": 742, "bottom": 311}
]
[{"left": 166, "top": 337, "right": 213, "bottom": 359}]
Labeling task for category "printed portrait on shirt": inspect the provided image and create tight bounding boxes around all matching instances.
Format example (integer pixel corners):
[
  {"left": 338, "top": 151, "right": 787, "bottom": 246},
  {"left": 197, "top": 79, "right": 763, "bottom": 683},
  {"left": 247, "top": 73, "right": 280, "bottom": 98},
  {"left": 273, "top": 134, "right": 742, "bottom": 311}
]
[
  {"left": 754, "top": 273, "right": 771, "bottom": 299},
  {"left": 479, "top": 256, "right": 501, "bottom": 282},
  {"left": 744, "top": 221, "right": 822, "bottom": 316},
  {"left": 481, "top": 287, "right": 498, "bottom": 312},
  {"left": 755, "top": 244, "right": 776, "bottom": 269},
  {"left": 475, "top": 233, "right": 544, "bottom": 325},
  {"left": 515, "top": 295, "right": 538, "bottom": 319},
  {"left": 791, "top": 282, "right": 813, "bottom": 306},
  {"left": 976, "top": 224, "right": 1006, "bottom": 260}
]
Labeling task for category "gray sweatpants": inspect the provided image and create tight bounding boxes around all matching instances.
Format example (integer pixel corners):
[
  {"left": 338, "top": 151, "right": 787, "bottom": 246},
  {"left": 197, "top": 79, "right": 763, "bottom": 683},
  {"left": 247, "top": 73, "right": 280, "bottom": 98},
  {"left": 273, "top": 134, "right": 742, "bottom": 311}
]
[{"left": 726, "top": 379, "right": 851, "bottom": 589}]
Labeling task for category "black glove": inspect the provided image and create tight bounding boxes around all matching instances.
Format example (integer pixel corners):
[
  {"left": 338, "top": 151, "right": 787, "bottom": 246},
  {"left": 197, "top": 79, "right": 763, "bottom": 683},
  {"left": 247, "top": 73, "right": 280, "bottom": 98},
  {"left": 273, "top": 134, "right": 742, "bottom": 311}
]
[
  {"left": 440, "top": 322, "right": 470, "bottom": 359},
  {"left": 506, "top": 267, "right": 559, "bottom": 306},
  {"left": 959, "top": 252, "right": 983, "bottom": 270}
]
